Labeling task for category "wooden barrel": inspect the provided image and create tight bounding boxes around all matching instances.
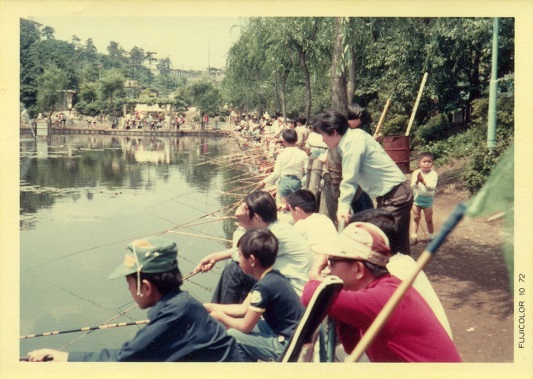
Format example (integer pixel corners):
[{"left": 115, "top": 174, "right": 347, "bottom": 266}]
[{"left": 382, "top": 135, "right": 410, "bottom": 174}]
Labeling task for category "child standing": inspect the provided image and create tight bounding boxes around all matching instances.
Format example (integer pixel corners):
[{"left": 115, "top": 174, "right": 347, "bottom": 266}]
[
  {"left": 410, "top": 152, "right": 438, "bottom": 244},
  {"left": 204, "top": 228, "right": 305, "bottom": 362},
  {"left": 260, "top": 128, "right": 308, "bottom": 209}
]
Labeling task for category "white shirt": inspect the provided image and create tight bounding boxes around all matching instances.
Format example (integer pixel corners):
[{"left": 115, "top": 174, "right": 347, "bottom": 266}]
[
  {"left": 264, "top": 146, "right": 308, "bottom": 183},
  {"left": 411, "top": 169, "right": 438, "bottom": 197},
  {"left": 337, "top": 129, "right": 406, "bottom": 214},
  {"left": 387, "top": 253, "right": 453, "bottom": 339},
  {"left": 268, "top": 220, "right": 313, "bottom": 296},
  {"left": 231, "top": 221, "right": 312, "bottom": 296},
  {"left": 305, "top": 132, "right": 328, "bottom": 153},
  {"left": 293, "top": 213, "right": 338, "bottom": 249}
]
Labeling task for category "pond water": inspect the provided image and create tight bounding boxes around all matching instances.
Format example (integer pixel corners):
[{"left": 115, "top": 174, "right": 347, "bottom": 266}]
[{"left": 19, "top": 133, "right": 255, "bottom": 357}]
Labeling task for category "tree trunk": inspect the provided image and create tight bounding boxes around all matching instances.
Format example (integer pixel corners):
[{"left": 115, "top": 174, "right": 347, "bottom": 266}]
[
  {"left": 274, "top": 73, "right": 281, "bottom": 114},
  {"left": 297, "top": 47, "right": 312, "bottom": 127},
  {"left": 331, "top": 18, "right": 349, "bottom": 113},
  {"left": 347, "top": 46, "right": 357, "bottom": 105},
  {"left": 280, "top": 69, "right": 290, "bottom": 120},
  {"left": 319, "top": 17, "right": 348, "bottom": 223},
  {"left": 306, "top": 158, "right": 323, "bottom": 197}
]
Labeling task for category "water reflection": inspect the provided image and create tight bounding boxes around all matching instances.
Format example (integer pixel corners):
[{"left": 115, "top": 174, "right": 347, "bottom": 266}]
[
  {"left": 20, "top": 133, "right": 256, "bottom": 356},
  {"left": 20, "top": 134, "right": 242, "bottom": 227}
]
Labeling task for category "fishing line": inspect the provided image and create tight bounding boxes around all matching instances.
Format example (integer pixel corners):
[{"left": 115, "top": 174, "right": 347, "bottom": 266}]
[
  {"left": 57, "top": 302, "right": 139, "bottom": 350},
  {"left": 21, "top": 271, "right": 203, "bottom": 342},
  {"left": 22, "top": 268, "right": 118, "bottom": 313}
]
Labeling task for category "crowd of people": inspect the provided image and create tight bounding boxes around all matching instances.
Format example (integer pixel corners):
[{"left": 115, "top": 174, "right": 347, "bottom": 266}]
[
  {"left": 32, "top": 111, "right": 189, "bottom": 131},
  {"left": 26, "top": 104, "right": 451, "bottom": 363}
]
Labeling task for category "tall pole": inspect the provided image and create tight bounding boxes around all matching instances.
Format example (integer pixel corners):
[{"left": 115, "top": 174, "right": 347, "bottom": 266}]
[{"left": 487, "top": 18, "right": 499, "bottom": 151}]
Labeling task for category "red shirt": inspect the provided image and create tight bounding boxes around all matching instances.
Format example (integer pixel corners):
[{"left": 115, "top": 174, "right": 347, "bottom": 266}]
[{"left": 302, "top": 275, "right": 462, "bottom": 362}]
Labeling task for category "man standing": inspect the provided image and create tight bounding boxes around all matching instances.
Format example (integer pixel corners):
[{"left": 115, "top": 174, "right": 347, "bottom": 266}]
[{"left": 314, "top": 110, "right": 413, "bottom": 255}]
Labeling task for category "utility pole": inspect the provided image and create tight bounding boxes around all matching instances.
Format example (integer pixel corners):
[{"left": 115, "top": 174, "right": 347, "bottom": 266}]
[{"left": 487, "top": 18, "right": 499, "bottom": 151}]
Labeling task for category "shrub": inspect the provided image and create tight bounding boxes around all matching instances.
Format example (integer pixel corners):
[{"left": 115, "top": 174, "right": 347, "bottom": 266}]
[
  {"left": 413, "top": 113, "right": 449, "bottom": 145},
  {"left": 381, "top": 114, "right": 409, "bottom": 136},
  {"left": 461, "top": 96, "right": 514, "bottom": 193}
]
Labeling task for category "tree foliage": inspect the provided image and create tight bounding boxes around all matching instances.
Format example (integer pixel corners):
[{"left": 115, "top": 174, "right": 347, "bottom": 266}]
[
  {"left": 36, "top": 65, "right": 68, "bottom": 118},
  {"left": 20, "top": 19, "right": 188, "bottom": 118}
]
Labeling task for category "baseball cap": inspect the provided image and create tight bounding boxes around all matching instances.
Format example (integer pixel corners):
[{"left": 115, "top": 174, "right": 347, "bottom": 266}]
[
  {"left": 108, "top": 236, "right": 178, "bottom": 279},
  {"left": 311, "top": 222, "right": 391, "bottom": 267}
]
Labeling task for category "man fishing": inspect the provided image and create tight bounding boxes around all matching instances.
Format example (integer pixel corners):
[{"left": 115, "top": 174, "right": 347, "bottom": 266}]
[{"left": 26, "top": 236, "right": 243, "bottom": 362}]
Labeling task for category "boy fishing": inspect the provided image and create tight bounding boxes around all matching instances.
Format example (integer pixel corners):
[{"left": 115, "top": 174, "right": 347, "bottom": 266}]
[
  {"left": 26, "top": 236, "right": 242, "bottom": 362},
  {"left": 204, "top": 228, "right": 304, "bottom": 362}
]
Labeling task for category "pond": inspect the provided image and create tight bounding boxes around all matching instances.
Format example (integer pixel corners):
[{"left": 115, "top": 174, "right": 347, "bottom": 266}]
[{"left": 19, "top": 133, "right": 256, "bottom": 357}]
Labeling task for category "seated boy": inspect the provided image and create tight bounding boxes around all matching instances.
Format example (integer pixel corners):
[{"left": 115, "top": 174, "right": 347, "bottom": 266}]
[
  {"left": 204, "top": 228, "right": 305, "bottom": 362},
  {"left": 286, "top": 189, "right": 338, "bottom": 280},
  {"left": 27, "top": 236, "right": 242, "bottom": 362},
  {"left": 195, "top": 191, "right": 311, "bottom": 303}
]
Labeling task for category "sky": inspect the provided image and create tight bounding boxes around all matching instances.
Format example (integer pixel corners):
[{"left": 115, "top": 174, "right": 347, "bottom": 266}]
[{"left": 29, "top": 17, "right": 244, "bottom": 71}]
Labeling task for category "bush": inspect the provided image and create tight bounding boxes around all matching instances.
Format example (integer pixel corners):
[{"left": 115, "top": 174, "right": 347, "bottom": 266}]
[
  {"left": 413, "top": 113, "right": 449, "bottom": 144},
  {"left": 461, "top": 96, "right": 514, "bottom": 193},
  {"left": 381, "top": 114, "right": 409, "bottom": 136},
  {"left": 413, "top": 95, "right": 513, "bottom": 193},
  {"left": 219, "top": 116, "right": 226, "bottom": 122}
]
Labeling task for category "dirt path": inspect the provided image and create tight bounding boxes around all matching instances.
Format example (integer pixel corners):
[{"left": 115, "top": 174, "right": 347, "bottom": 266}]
[{"left": 409, "top": 161, "right": 513, "bottom": 362}]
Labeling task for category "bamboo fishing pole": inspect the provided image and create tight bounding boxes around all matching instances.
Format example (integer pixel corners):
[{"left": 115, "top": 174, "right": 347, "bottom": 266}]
[
  {"left": 20, "top": 320, "right": 151, "bottom": 340},
  {"left": 166, "top": 230, "right": 232, "bottom": 243},
  {"left": 172, "top": 216, "right": 233, "bottom": 229},
  {"left": 405, "top": 72, "right": 428, "bottom": 137},
  {"left": 20, "top": 271, "right": 202, "bottom": 340},
  {"left": 374, "top": 98, "right": 392, "bottom": 137}
]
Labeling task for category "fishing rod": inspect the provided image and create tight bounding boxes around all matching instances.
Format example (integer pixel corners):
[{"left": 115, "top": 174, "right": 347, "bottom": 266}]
[
  {"left": 20, "top": 319, "right": 151, "bottom": 340},
  {"left": 166, "top": 230, "right": 232, "bottom": 243},
  {"left": 20, "top": 271, "right": 202, "bottom": 341}
]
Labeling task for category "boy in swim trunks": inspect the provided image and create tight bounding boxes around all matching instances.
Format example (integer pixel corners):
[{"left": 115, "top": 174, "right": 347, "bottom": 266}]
[{"left": 410, "top": 152, "right": 438, "bottom": 244}]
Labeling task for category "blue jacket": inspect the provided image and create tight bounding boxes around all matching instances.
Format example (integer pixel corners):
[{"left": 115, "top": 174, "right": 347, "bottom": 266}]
[{"left": 68, "top": 290, "right": 242, "bottom": 362}]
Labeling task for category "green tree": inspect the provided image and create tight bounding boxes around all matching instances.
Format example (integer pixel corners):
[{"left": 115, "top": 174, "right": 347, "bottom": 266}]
[
  {"left": 188, "top": 79, "right": 221, "bottom": 117},
  {"left": 98, "top": 69, "right": 125, "bottom": 119},
  {"left": 36, "top": 65, "right": 68, "bottom": 120},
  {"left": 41, "top": 26, "right": 55, "bottom": 40},
  {"left": 20, "top": 18, "right": 42, "bottom": 115}
]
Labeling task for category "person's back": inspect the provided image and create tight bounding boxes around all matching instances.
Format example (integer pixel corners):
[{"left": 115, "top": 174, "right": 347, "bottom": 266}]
[
  {"left": 268, "top": 219, "right": 312, "bottom": 295},
  {"left": 69, "top": 289, "right": 241, "bottom": 362},
  {"left": 249, "top": 269, "right": 304, "bottom": 341},
  {"left": 387, "top": 253, "right": 453, "bottom": 338}
]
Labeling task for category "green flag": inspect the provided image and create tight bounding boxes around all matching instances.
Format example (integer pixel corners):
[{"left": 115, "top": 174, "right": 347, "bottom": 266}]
[{"left": 465, "top": 144, "right": 514, "bottom": 290}]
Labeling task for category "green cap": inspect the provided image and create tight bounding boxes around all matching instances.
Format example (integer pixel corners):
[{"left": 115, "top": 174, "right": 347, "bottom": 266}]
[{"left": 108, "top": 236, "right": 178, "bottom": 279}]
